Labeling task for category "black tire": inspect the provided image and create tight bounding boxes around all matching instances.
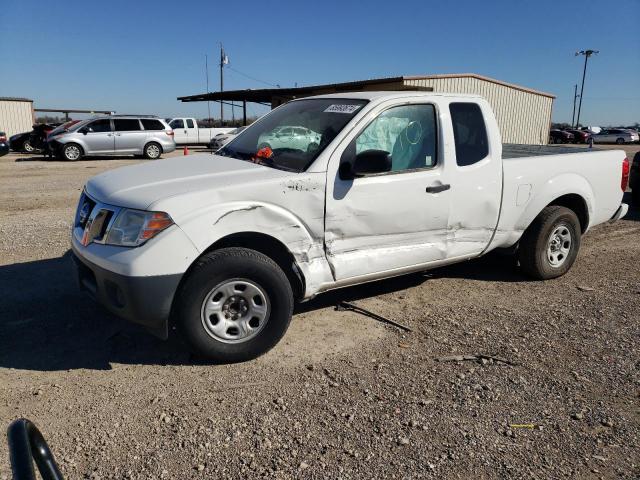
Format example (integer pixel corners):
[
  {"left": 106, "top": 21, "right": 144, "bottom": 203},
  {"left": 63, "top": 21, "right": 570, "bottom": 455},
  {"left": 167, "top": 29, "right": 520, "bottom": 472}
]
[
  {"left": 632, "top": 188, "right": 640, "bottom": 208},
  {"left": 174, "top": 247, "right": 294, "bottom": 362},
  {"left": 143, "top": 142, "right": 162, "bottom": 159},
  {"left": 62, "top": 143, "right": 83, "bottom": 161},
  {"left": 518, "top": 206, "right": 581, "bottom": 280},
  {"left": 616, "top": 138, "right": 625, "bottom": 145}
]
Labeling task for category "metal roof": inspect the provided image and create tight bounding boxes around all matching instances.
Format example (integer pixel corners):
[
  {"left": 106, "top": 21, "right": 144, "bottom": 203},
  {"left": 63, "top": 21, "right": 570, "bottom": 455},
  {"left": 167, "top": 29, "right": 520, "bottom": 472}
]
[
  {"left": 0, "top": 97, "right": 33, "bottom": 103},
  {"left": 178, "top": 73, "right": 554, "bottom": 104}
]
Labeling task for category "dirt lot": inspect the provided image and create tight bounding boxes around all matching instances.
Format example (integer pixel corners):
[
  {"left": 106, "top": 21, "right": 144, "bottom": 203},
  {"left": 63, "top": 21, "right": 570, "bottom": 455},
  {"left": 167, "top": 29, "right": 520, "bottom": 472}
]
[{"left": 0, "top": 146, "right": 638, "bottom": 479}]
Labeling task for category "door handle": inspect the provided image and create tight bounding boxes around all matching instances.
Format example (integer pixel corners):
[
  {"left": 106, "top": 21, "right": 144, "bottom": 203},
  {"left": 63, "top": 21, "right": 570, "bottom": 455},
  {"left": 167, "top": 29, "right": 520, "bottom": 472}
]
[{"left": 426, "top": 184, "right": 451, "bottom": 194}]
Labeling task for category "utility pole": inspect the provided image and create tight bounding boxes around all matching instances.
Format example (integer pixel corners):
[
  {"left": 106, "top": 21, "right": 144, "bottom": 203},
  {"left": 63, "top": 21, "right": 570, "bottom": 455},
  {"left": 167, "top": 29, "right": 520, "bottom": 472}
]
[
  {"left": 219, "top": 43, "right": 229, "bottom": 125},
  {"left": 574, "top": 49, "right": 598, "bottom": 128},
  {"left": 205, "top": 55, "right": 211, "bottom": 122},
  {"left": 571, "top": 84, "right": 579, "bottom": 127}
]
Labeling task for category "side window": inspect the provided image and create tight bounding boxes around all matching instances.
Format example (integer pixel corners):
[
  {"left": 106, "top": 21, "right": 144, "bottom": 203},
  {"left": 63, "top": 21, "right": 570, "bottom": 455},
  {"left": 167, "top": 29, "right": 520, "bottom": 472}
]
[
  {"left": 354, "top": 104, "right": 437, "bottom": 171},
  {"left": 141, "top": 119, "right": 165, "bottom": 130},
  {"left": 449, "top": 103, "right": 489, "bottom": 167},
  {"left": 170, "top": 119, "right": 184, "bottom": 129},
  {"left": 87, "top": 119, "right": 111, "bottom": 133},
  {"left": 113, "top": 119, "right": 142, "bottom": 131},
  {"left": 186, "top": 119, "right": 195, "bottom": 128}
]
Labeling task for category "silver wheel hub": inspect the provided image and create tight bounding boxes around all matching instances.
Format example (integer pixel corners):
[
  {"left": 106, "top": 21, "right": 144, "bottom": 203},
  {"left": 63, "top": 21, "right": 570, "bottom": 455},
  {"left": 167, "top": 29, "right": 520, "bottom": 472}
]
[
  {"left": 147, "top": 144, "right": 160, "bottom": 158},
  {"left": 200, "top": 279, "right": 269, "bottom": 344},
  {"left": 547, "top": 224, "right": 572, "bottom": 267},
  {"left": 66, "top": 146, "right": 80, "bottom": 160}
]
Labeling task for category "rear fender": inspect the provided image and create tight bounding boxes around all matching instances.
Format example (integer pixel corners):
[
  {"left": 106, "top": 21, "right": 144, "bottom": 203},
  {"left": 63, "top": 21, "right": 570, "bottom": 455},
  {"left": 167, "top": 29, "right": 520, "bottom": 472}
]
[{"left": 514, "top": 173, "right": 594, "bottom": 236}]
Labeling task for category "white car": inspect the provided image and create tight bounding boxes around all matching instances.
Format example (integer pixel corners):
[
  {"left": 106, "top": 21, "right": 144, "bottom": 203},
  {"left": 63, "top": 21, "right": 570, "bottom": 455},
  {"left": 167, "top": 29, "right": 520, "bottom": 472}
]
[
  {"left": 257, "top": 126, "right": 321, "bottom": 152},
  {"left": 209, "top": 126, "right": 247, "bottom": 151},
  {"left": 71, "top": 92, "right": 629, "bottom": 362},
  {"left": 592, "top": 128, "right": 639, "bottom": 144}
]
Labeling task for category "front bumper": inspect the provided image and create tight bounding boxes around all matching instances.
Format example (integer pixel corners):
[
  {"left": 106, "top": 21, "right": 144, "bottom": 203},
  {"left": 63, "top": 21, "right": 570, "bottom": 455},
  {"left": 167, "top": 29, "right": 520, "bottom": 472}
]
[{"left": 71, "top": 246, "right": 181, "bottom": 339}]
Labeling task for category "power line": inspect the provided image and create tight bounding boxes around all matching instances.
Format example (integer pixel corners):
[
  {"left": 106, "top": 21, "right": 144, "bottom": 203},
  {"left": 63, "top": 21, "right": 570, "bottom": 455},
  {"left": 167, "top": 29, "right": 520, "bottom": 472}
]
[{"left": 226, "top": 66, "right": 280, "bottom": 88}]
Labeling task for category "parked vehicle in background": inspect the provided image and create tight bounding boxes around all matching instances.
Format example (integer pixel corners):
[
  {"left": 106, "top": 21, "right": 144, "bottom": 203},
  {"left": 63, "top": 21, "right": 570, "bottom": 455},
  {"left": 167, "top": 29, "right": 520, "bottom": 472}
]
[
  {"left": 209, "top": 126, "right": 247, "bottom": 150},
  {"left": 0, "top": 131, "right": 9, "bottom": 157},
  {"left": 70, "top": 92, "right": 629, "bottom": 362},
  {"left": 28, "top": 123, "right": 58, "bottom": 152},
  {"left": 564, "top": 129, "right": 591, "bottom": 144},
  {"left": 168, "top": 118, "right": 233, "bottom": 145},
  {"left": 631, "top": 151, "right": 640, "bottom": 207},
  {"left": 9, "top": 124, "right": 57, "bottom": 153},
  {"left": 592, "top": 128, "right": 639, "bottom": 144},
  {"left": 48, "top": 116, "right": 175, "bottom": 161},
  {"left": 549, "top": 129, "right": 574, "bottom": 144},
  {"left": 257, "top": 125, "right": 322, "bottom": 152}
]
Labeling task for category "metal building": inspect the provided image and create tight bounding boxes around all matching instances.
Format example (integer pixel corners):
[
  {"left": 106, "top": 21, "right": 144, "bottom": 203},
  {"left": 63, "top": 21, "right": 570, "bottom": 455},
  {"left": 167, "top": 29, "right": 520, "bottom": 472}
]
[
  {"left": 0, "top": 97, "right": 34, "bottom": 138},
  {"left": 179, "top": 73, "right": 555, "bottom": 145}
]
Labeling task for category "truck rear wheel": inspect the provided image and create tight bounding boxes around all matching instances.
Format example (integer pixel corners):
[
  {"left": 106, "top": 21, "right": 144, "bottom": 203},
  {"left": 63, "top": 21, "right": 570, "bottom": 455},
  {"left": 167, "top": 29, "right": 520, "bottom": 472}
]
[
  {"left": 518, "top": 206, "right": 581, "bottom": 280},
  {"left": 174, "top": 247, "right": 294, "bottom": 362}
]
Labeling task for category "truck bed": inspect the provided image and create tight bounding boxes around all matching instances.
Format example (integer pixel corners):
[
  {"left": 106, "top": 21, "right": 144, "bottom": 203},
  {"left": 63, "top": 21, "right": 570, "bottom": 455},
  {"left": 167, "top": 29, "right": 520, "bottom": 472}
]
[{"left": 502, "top": 143, "right": 592, "bottom": 159}]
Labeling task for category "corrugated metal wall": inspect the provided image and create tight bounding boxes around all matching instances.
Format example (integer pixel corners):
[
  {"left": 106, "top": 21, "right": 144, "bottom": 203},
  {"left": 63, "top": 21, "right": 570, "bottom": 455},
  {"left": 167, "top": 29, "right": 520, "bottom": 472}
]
[
  {"left": 404, "top": 77, "right": 553, "bottom": 145},
  {"left": 0, "top": 100, "right": 34, "bottom": 138}
]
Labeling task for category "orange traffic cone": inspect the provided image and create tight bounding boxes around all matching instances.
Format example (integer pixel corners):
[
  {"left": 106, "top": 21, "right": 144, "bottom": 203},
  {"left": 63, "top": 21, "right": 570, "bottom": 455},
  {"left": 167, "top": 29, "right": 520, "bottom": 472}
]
[{"left": 183, "top": 146, "right": 189, "bottom": 155}]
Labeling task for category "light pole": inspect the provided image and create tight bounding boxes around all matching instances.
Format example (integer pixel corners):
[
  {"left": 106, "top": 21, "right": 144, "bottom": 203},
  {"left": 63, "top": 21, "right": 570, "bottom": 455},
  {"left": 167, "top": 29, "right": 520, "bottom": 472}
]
[
  {"left": 574, "top": 49, "right": 598, "bottom": 128},
  {"left": 571, "top": 84, "right": 579, "bottom": 127}
]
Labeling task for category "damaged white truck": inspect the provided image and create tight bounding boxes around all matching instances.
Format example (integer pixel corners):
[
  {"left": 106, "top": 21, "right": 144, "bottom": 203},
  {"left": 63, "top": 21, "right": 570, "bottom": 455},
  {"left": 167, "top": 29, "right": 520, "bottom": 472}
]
[{"left": 71, "top": 92, "right": 630, "bottom": 361}]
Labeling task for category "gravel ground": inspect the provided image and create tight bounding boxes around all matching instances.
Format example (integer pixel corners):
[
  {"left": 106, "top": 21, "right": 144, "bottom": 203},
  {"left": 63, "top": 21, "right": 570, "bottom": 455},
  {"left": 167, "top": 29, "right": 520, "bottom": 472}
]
[{"left": 0, "top": 146, "right": 638, "bottom": 479}]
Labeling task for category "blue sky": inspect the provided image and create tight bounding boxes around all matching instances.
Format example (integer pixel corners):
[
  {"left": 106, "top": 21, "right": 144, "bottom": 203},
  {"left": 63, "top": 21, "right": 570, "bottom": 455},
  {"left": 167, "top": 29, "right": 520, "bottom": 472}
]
[{"left": 1, "top": 0, "right": 638, "bottom": 125}]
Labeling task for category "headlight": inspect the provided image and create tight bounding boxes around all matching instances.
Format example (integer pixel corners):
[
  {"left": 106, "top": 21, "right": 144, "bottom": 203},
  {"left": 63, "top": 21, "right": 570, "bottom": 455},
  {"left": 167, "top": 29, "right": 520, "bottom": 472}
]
[{"left": 105, "top": 209, "right": 173, "bottom": 247}]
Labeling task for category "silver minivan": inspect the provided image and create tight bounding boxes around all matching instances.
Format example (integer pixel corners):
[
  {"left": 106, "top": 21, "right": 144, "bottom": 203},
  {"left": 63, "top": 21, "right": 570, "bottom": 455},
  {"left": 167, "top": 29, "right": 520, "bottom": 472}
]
[{"left": 48, "top": 116, "right": 176, "bottom": 161}]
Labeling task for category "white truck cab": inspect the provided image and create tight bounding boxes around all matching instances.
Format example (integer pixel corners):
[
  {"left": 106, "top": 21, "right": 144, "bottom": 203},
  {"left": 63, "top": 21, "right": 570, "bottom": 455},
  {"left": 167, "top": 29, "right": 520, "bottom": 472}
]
[
  {"left": 72, "top": 92, "right": 629, "bottom": 361},
  {"left": 167, "top": 117, "right": 233, "bottom": 145}
]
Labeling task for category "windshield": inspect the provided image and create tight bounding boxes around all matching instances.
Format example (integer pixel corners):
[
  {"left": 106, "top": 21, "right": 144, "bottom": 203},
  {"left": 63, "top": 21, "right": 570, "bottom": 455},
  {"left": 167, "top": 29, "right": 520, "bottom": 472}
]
[{"left": 218, "top": 98, "right": 368, "bottom": 172}]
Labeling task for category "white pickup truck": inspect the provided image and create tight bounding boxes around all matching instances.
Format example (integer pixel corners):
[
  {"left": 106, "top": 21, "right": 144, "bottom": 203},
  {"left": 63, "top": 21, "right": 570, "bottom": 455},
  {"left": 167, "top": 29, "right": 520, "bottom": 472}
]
[
  {"left": 167, "top": 117, "right": 233, "bottom": 146},
  {"left": 71, "top": 92, "right": 629, "bottom": 362}
]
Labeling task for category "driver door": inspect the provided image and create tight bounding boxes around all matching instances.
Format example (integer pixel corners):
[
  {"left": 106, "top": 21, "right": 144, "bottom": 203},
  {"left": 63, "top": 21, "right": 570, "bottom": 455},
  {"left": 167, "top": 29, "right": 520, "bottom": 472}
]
[
  {"left": 83, "top": 119, "right": 114, "bottom": 154},
  {"left": 324, "top": 103, "right": 451, "bottom": 280}
]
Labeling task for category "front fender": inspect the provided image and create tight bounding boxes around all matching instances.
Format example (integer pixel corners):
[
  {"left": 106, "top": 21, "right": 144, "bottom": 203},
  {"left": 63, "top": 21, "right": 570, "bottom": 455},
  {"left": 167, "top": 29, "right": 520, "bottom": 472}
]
[{"left": 177, "top": 201, "right": 334, "bottom": 298}]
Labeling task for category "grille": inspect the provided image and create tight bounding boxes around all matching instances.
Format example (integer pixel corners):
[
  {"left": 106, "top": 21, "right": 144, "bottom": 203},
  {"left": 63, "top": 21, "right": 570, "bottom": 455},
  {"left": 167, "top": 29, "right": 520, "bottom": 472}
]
[{"left": 73, "top": 191, "right": 120, "bottom": 246}]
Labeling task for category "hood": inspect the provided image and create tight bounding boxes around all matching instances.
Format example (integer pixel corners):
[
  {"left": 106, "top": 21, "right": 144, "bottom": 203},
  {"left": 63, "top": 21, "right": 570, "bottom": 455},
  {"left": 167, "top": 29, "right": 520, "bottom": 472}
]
[{"left": 85, "top": 154, "right": 294, "bottom": 210}]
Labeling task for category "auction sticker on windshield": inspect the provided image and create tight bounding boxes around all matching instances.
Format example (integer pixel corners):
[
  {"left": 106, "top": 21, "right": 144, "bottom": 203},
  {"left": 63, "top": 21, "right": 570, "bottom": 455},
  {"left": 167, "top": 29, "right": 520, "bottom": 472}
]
[{"left": 324, "top": 104, "right": 362, "bottom": 114}]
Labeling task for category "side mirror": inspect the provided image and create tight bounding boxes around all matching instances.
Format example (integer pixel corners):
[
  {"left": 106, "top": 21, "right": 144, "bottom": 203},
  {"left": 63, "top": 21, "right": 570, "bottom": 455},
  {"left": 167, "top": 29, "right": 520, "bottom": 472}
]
[
  {"left": 79, "top": 128, "right": 88, "bottom": 135},
  {"left": 342, "top": 150, "right": 392, "bottom": 178}
]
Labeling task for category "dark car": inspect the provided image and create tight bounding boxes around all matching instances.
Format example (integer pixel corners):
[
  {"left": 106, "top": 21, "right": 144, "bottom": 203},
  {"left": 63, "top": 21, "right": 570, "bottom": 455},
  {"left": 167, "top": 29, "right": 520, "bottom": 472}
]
[
  {"left": 564, "top": 129, "right": 591, "bottom": 144},
  {"left": 549, "top": 129, "right": 574, "bottom": 144},
  {"left": 9, "top": 123, "right": 59, "bottom": 153},
  {"left": 631, "top": 151, "right": 640, "bottom": 207},
  {"left": 0, "top": 131, "right": 9, "bottom": 157},
  {"left": 9, "top": 131, "right": 32, "bottom": 152}
]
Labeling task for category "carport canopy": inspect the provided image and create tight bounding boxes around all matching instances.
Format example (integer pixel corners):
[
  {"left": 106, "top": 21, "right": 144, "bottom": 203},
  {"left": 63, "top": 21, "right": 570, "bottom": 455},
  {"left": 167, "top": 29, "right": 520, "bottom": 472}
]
[{"left": 177, "top": 76, "right": 433, "bottom": 125}]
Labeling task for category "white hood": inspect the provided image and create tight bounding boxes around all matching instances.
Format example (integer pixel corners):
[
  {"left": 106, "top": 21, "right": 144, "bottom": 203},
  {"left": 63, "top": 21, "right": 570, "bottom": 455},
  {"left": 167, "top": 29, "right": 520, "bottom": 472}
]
[{"left": 85, "top": 154, "right": 294, "bottom": 210}]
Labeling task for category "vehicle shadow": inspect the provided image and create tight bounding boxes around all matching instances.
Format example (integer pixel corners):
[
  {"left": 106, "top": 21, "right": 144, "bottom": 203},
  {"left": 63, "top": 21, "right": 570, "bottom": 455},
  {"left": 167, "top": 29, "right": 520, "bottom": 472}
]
[
  {"left": 14, "top": 155, "right": 142, "bottom": 162},
  {"left": 0, "top": 250, "right": 521, "bottom": 372}
]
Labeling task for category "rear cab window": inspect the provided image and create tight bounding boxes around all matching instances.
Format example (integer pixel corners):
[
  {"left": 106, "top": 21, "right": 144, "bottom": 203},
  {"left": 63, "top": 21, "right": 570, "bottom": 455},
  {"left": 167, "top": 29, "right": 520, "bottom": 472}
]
[
  {"left": 449, "top": 103, "right": 489, "bottom": 166},
  {"left": 113, "top": 119, "right": 142, "bottom": 131},
  {"left": 186, "top": 119, "right": 195, "bottom": 128}
]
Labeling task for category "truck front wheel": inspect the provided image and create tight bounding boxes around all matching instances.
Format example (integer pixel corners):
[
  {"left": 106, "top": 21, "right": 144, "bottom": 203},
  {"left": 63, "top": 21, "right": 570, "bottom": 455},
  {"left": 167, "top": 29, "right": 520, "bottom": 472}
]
[
  {"left": 174, "top": 247, "right": 294, "bottom": 362},
  {"left": 518, "top": 206, "right": 581, "bottom": 280}
]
